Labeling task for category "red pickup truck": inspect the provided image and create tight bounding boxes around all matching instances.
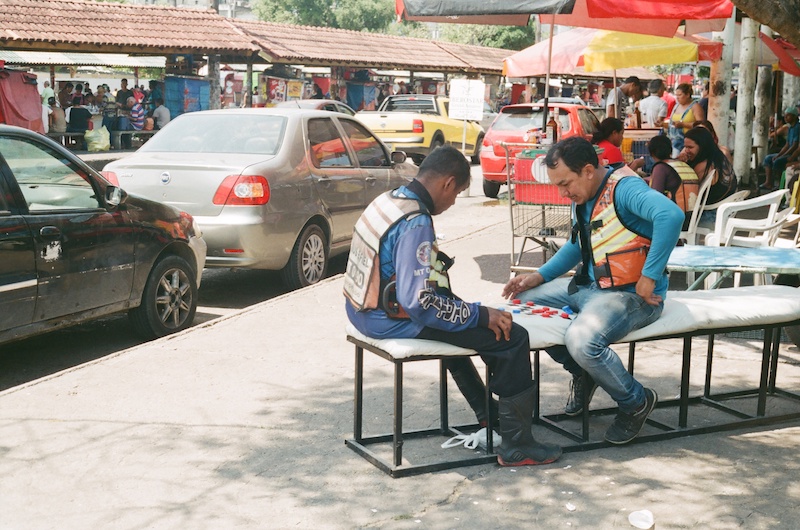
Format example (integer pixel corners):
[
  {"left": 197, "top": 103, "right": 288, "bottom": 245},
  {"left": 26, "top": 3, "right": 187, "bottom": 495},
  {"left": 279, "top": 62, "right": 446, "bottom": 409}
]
[{"left": 479, "top": 103, "right": 601, "bottom": 198}]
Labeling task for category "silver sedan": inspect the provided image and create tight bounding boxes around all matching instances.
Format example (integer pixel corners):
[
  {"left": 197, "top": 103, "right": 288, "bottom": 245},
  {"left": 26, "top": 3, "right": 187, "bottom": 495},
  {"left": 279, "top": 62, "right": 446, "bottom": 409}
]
[{"left": 104, "top": 108, "right": 416, "bottom": 289}]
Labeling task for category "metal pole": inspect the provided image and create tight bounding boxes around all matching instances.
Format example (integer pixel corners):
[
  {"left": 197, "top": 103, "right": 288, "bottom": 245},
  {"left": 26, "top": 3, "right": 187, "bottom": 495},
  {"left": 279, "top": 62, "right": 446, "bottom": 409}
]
[{"left": 542, "top": 17, "right": 555, "bottom": 130}]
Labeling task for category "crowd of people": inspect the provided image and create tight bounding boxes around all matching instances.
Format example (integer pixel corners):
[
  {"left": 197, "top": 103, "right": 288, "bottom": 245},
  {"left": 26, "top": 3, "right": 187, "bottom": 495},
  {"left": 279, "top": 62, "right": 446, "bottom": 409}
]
[{"left": 40, "top": 78, "right": 171, "bottom": 148}]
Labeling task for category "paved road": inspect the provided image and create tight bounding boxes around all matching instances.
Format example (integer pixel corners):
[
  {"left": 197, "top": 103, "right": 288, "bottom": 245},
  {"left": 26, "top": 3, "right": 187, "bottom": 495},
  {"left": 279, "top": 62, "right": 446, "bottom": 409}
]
[{"left": 0, "top": 166, "right": 489, "bottom": 391}]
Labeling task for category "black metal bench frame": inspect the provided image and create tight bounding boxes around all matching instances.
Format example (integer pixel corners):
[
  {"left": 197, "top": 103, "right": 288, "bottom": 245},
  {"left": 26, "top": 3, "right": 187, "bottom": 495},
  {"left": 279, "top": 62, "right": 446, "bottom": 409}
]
[
  {"left": 536, "top": 320, "right": 800, "bottom": 452},
  {"left": 346, "top": 317, "right": 800, "bottom": 478},
  {"left": 346, "top": 336, "right": 497, "bottom": 478}
]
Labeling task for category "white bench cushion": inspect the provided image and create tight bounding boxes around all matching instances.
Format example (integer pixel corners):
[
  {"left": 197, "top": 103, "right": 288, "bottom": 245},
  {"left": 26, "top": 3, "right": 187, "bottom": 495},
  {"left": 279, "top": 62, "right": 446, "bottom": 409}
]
[{"left": 347, "top": 285, "right": 800, "bottom": 360}]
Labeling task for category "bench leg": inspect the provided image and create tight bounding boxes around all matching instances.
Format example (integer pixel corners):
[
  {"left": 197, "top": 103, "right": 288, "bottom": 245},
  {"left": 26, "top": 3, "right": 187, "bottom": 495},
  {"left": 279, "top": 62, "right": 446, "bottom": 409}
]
[
  {"left": 679, "top": 336, "right": 692, "bottom": 428},
  {"left": 439, "top": 360, "right": 449, "bottom": 433},
  {"left": 393, "top": 360, "right": 404, "bottom": 467},
  {"left": 768, "top": 326, "right": 782, "bottom": 392},
  {"left": 484, "top": 363, "right": 494, "bottom": 453},
  {"left": 757, "top": 327, "right": 775, "bottom": 416},
  {"left": 704, "top": 335, "right": 715, "bottom": 398},
  {"left": 354, "top": 344, "right": 364, "bottom": 442},
  {"left": 533, "top": 350, "right": 540, "bottom": 422}
]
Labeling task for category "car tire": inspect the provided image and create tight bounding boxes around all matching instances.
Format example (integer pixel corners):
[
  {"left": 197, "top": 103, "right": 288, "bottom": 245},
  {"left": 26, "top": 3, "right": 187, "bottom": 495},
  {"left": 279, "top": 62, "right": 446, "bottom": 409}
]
[
  {"left": 129, "top": 255, "right": 198, "bottom": 339},
  {"left": 483, "top": 179, "right": 501, "bottom": 198},
  {"left": 471, "top": 135, "right": 483, "bottom": 165},
  {"left": 282, "top": 224, "right": 328, "bottom": 290}
]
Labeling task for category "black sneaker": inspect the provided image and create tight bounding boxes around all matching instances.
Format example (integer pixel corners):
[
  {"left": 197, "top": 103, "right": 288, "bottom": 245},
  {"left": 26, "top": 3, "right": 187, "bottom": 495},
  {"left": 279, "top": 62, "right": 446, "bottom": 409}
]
[
  {"left": 564, "top": 372, "right": 598, "bottom": 417},
  {"left": 604, "top": 388, "right": 658, "bottom": 445}
]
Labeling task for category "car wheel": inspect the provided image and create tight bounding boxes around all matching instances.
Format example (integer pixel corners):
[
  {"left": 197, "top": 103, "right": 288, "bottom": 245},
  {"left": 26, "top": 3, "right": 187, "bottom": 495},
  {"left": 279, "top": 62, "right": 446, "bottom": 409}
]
[
  {"left": 282, "top": 224, "right": 328, "bottom": 290},
  {"left": 129, "top": 255, "right": 198, "bottom": 339},
  {"left": 430, "top": 138, "right": 444, "bottom": 153},
  {"left": 471, "top": 136, "right": 483, "bottom": 165},
  {"left": 483, "top": 179, "right": 501, "bottom": 198}
]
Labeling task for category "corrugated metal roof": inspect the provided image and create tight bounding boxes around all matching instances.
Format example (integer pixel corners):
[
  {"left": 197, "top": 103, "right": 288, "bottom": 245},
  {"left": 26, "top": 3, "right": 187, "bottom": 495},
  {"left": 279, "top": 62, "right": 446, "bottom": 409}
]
[{"left": 0, "top": 50, "right": 166, "bottom": 68}]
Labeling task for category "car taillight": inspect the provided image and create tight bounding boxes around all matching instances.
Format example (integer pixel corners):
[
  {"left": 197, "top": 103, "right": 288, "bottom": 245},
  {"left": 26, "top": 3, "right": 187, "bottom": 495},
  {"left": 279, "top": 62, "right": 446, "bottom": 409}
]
[
  {"left": 101, "top": 171, "right": 119, "bottom": 186},
  {"left": 212, "top": 175, "right": 270, "bottom": 206},
  {"left": 412, "top": 119, "right": 424, "bottom": 133}
]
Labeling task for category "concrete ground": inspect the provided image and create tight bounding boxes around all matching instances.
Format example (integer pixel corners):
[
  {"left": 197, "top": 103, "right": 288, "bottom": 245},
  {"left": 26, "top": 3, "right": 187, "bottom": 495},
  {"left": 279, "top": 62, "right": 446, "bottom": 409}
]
[{"left": 2, "top": 170, "right": 800, "bottom": 529}]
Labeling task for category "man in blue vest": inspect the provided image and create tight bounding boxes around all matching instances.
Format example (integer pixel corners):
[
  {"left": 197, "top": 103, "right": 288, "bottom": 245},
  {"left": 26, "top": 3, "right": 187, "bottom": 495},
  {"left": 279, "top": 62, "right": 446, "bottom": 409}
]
[
  {"left": 345, "top": 146, "right": 561, "bottom": 467},
  {"left": 503, "top": 137, "right": 684, "bottom": 445}
]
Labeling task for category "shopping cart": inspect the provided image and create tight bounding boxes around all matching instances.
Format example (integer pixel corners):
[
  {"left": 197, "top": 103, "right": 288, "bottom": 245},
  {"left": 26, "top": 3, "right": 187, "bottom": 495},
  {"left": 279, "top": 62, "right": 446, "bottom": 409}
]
[{"left": 502, "top": 142, "right": 572, "bottom": 277}]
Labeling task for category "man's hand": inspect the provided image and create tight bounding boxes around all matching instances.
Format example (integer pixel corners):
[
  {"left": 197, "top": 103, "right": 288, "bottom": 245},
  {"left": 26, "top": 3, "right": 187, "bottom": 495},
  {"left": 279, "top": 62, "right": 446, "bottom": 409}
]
[
  {"left": 636, "top": 275, "right": 661, "bottom": 306},
  {"left": 502, "top": 272, "right": 544, "bottom": 300},
  {"left": 486, "top": 307, "right": 513, "bottom": 341}
]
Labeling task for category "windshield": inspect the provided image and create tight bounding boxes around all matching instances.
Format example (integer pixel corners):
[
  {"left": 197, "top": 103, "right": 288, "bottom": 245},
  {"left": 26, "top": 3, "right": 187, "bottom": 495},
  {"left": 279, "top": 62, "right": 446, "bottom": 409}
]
[
  {"left": 492, "top": 107, "right": 571, "bottom": 134},
  {"left": 139, "top": 113, "right": 287, "bottom": 154}
]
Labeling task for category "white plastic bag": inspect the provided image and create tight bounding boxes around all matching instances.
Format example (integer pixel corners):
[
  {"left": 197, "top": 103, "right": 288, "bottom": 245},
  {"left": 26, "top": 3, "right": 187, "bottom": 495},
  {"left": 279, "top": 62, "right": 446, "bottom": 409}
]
[
  {"left": 441, "top": 427, "right": 502, "bottom": 450},
  {"left": 85, "top": 125, "right": 110, "bottom": 152}
]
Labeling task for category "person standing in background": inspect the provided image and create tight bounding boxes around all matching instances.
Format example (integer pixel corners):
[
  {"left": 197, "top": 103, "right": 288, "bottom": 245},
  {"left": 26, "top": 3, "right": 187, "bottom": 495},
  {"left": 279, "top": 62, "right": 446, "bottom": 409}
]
[
  {"left": 638, "top": 80, "right": 668, "bottom": 128},
  {"left": 58, "top": 82, "right": 74, "bottom": 109},
  {"left": 151, "top": 98, "right": 171, "bottom": 129},
  {"left": 661, "top": 86, "right": 677, "bottom": 117},
  {"left": 49, "top": 98, "right": 66, "bottom": 134},
  {"left": 40, "top": 80, "right": 55, "bottom": 105},
  {"left": 605, "top": 76, "right": 642, "bottom": 121}
]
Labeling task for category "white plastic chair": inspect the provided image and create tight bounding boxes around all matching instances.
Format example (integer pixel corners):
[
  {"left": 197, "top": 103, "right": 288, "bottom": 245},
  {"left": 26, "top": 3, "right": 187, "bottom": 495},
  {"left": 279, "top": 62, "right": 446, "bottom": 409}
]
[
  {"left": 694, "top": 189, "right": 751, "bottom": 243},
  {"left": 705, "top": 189, "right": 790, "bottom": 247},
  {"left": 679, "top": 170, "right": 714, "bottom": 246},
  {"left": 704, "top": 189, "right": 791, "bottom": 286}
]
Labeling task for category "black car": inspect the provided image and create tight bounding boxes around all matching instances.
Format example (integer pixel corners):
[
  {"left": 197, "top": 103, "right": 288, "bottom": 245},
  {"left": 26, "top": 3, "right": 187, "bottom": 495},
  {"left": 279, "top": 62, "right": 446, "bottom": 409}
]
[{"left": 0, "top": 125, "right": 207, "bottom": 345}]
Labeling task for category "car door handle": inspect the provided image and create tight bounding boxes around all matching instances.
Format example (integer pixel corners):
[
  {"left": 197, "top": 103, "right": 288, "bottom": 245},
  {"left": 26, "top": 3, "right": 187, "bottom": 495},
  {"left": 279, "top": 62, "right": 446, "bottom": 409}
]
[
  {"left": 314, "top": 175, "right": 331, "bottom": 183},
  {"left": 40, "top": 226, "right": 61, "bottom": 239},
  {"left": 365, "top": 176, "right": 377, "bottom": 183}
]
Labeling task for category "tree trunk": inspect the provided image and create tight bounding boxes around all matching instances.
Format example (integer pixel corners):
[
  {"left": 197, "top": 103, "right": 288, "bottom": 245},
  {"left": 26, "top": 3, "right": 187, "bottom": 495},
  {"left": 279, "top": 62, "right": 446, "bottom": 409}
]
[
  {"left": 753, "top": 65, "right": 772, "bottom": 174},
  {"left": 734, "top": 17, "right": 757, "bottom": 185},
  {"left": 732, "top": 0, "right": 800, "bottom": 49}
]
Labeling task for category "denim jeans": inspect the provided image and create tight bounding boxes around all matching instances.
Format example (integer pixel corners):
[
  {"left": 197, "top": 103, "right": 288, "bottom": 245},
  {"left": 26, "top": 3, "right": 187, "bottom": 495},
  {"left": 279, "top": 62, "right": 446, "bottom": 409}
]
[{"left": 517, "top": 277, "right": 663, "bottom": 413}]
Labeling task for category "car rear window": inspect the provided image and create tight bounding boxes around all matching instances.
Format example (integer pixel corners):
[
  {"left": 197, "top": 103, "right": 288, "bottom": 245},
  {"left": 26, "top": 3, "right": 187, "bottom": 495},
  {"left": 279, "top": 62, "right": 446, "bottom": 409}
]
[
  {"left": 139, "top": 114, "right": 287, "bottom": 155},
  {"left": 382, "top": 98, "right": 437, "bottom": 114},
  {"left": 492, "top": 107, "right": 571, "bottom": 134}
]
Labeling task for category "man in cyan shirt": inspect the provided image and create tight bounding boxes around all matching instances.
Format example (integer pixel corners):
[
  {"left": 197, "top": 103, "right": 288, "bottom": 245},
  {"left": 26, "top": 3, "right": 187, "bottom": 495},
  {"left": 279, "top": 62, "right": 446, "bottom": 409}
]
[{"left": 503, "top": 137, "right": 684, "bottom": 445}]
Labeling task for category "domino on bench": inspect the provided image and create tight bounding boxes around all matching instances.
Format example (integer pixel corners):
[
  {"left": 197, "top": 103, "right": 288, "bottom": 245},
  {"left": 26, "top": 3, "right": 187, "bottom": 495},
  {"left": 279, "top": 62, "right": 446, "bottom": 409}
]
[{"left": 514, "top": 285, "right": 800, "bottom": 449}]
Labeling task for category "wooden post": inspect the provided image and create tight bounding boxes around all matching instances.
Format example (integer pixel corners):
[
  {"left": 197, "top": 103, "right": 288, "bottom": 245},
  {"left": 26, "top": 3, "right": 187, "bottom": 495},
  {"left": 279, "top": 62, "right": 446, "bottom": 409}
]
[
  {"left": 246, "top": 60, "right": 253, "bottom": 108},
  {"left": 208, "top": 55, "right": 221, "bottom": 110}
]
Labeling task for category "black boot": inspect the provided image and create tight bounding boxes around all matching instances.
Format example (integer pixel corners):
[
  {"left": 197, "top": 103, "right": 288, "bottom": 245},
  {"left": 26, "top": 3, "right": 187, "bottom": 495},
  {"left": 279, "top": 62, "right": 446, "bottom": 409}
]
[
  {"left": 497, "top": 385, "right": 562, "bottom": 466},
  {"left": 446, "top": 358, "right": 499, "bottom": 427}
]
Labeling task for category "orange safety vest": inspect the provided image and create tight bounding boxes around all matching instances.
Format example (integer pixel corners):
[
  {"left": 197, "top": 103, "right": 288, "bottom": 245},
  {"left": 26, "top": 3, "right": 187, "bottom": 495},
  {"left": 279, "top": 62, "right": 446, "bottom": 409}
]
[
  {"left": 580, "top": 167, "right": 651, "bottom": 289},
  {"left": 663, "top": 159, "right": 700, "bottom": 213}
]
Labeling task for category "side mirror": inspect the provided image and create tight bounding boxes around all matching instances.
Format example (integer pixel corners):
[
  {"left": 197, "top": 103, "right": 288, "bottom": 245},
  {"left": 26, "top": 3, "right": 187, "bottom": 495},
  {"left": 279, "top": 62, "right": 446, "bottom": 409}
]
[
  {"left": 105, "top": 186, "right": 128, "bottom": 208},
  {"left": 391, "top": 151, "right": 407, "bottom": 165}
]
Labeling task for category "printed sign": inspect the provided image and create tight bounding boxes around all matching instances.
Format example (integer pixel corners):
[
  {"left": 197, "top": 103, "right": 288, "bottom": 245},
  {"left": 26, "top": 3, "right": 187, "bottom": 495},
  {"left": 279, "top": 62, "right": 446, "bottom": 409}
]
[{"left": 449, "top": 79, "right": 485, "bottom": 121}]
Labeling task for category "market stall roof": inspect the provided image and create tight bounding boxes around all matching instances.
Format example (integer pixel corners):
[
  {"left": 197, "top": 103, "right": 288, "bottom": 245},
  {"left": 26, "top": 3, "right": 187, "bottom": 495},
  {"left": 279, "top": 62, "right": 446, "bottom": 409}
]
[
  {"left": 0, "top": 50, "right": 166, "bottom": 68},
  {"left": 0, "top": 0, "right": 259, "bottom": 56},
  {"left": 230, "top": 19, "right": 511, "bottom": 74}
]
